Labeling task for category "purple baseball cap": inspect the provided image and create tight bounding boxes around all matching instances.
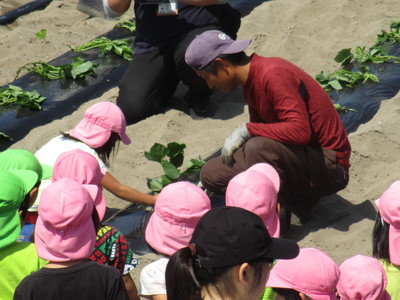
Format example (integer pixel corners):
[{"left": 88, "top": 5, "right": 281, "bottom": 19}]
[{"left": 185, "top": 30, "right": 251, "bottom": 70}]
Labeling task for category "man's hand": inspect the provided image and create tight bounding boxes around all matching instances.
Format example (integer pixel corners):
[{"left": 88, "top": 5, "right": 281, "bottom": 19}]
[{"left": 221, "top": 123, "right": 250, "bottom": 167}]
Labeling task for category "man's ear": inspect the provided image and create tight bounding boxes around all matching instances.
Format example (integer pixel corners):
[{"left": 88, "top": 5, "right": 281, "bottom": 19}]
[
  {"left": 214, "top": 58, "right": 230, "bottom": 73},
  {"left": 28, "top": 187, "right": 39, "bottom": 208}
]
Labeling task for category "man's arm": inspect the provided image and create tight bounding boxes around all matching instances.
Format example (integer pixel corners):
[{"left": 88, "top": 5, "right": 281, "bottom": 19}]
[
  {"left": 247, "top": 73, "right": 312, "bottom": 145},
  {"left": 104, "top": 0, "right": 132, "bottom": 15}
]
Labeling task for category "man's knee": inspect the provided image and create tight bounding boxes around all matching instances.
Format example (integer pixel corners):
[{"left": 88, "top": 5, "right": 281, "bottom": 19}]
[
  {"left": 243, "top": 137, "right": 282, "bottom": 164},
  {"left": 117, "top": 86, "right": 165, "bottom": 124}
]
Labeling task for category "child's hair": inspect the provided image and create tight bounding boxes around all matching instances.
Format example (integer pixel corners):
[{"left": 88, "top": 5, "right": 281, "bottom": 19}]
[
  {"left": 64, "top": 101, "right": 131, "bottom": 168},
  {"left": 62, "top": 132, "right": 120, "bottom": 168},
  {"left": 372, "top": 212, "right": 390, "bottom": 260},
  {"left": 166, "top": 245, "right": 271, "bottom": 300},
  {"left": 373, "top": 180, "right": 400, "bottom": 265},
  {"left": 165, "top": 206, "right": 299, "bottom": 300},
  {"left": 272, "top": 288, "right": 302, "bottom": 300}
]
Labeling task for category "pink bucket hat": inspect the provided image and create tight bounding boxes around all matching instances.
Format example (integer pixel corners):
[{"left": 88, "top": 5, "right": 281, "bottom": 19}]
[
  {"left": 145, "top": 181, "right": 211, "bottom": 256},
  {"left": 375, "top": 180, "right": 400, "bottom": 265},
  {"left": 226, "top": 163, "right": 280, "bottom": 237},
  {"left": 69, "top": 102, "right": 131, "bottom": 149},
  {"left": 266, "top": 248, "right": 340, "bottom": 299},
  {"left": 35, "top": 178, "right": 98, "bottom": 262},
  {"left": 337, "top": 255, "right": 390, "bottom": 300},
  {"left": 52, "top": 149, "right": 106, "bottom": 221}
]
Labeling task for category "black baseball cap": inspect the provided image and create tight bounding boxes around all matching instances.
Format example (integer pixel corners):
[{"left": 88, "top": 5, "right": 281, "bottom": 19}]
[{"left": 190, "top": 206, "right": 299, "bottom": 271}]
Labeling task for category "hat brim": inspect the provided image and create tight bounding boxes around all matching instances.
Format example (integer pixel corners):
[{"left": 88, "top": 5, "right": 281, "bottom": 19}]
[
  {"left": 119, "top": 132, "right": 131, "bottom": 145},
  {"left": 40, "top": 163, "right": 53, "bottom": 180},
  {"left": 221, "top": 39, "right": 251, "bottom": 55},
  {"left": 265, "top": 211, "right": 280, "bottom": 238},
  {"left": 267, "top": 237, "right": 299, "bottom": 260},
  {"left": 35, "top": 215, "right": 96, "bottom": 262},
  {"left": 91, "top": 186, "right": 106, "bottom": 221},
  {"left": 0, "top": 211, "right": 21, "bottom": 249}
]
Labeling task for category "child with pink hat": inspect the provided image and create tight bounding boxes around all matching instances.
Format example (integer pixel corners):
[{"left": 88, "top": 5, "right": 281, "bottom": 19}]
[
  {"left": 138, "top": 181, "right": 211, "bottom": 300},
  {"left": 32, "top": 101, "right": 155, "bottom": 221},
  {"left": 226, "top": 162, "right": 281, "bottom": 238},
  {"left": 14, "top": 178, "right": 130, "bottom": 300},
  {"left": 337, "top": 255, "right": 390, "bottom": 300},
  {"left": 226, "top": 162, "right": 281, "bottom": 300},
  {"left": 265, "top": 247, "right": 340, "bottom": 300},
  {"left": 372, "top": 180, "right": 400, "bottom": 299},
  {"left": 52, "top": 149, "right": 140, "bottom": 300}
]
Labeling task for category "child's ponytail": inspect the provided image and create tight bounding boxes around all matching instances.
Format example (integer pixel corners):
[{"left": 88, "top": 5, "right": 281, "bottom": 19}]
[
  {"left": 166, "top": 246, "right": 201, "bottom": 300},
  {"left": 372, "top": 212, "right": 390, "bottom": 261}
]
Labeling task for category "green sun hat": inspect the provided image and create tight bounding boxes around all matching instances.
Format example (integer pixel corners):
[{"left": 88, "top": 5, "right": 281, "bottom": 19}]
[
  {"left": 0, "top": 170, "right": 38, "bottom": 249},
  {"left": 0, "top": 149, "right": 52, "bottom": 180}
]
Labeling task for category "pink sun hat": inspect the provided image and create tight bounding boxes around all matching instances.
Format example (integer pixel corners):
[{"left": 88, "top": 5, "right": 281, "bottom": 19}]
[
  {"left": 375, "top": 180, "right": 400, "bottom": 265},
  {"left": 266, "top": 248, "right": 340, "bottom": 300},
  {"left": 69, "top": 102, "right": 131, "bottom": 149},
  {"left": 337, "top": 255, "right": 390, "bottom": 300},
  {"left": 52, "top": 149, "right": 106, "bottom": 221},
  {"left": 145, "top": 181, "right": 211, "bottom": 256},
  {"left": 35, "top": 178, "right": 98, "bottom": 262},
  {"left": 226, "top": 163, "right": 280, "bottom": 237}
]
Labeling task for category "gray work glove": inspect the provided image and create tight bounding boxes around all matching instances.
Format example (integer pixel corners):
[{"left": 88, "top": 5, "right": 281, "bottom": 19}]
[{"left": 221, "top": 123, "right": 250, "bottom": 167}]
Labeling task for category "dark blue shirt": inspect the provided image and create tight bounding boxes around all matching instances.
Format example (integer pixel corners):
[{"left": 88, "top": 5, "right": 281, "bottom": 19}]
[{"left": 134, "top": 3, "right": 223, "bottom": 53}]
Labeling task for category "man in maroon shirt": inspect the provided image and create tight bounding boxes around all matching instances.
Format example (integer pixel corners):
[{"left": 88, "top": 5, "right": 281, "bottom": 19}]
[{"left": 185, "top": 30, "right": 351, "bottom": 229}]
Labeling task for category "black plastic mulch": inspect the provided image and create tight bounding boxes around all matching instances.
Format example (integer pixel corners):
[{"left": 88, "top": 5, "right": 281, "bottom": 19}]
[
  {"left": 0, "top": 27, "right": 133, "bottom": 150},
  {"left": 0, "top": 0, "right": 53, "bottom": 24}
]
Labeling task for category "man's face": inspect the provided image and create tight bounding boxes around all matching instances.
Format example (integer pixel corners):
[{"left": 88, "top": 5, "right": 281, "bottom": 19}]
[{"left": 195, "top": 63, "right": 237, "bottom": 93}]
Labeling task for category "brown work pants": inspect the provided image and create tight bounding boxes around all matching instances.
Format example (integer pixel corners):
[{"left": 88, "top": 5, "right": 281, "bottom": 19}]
[{"left": 201, "top": 137, "right": 349, "bottom": 208}]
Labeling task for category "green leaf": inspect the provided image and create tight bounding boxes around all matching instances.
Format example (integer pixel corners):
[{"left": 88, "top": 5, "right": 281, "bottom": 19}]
[
  {"left": 334, "top": 104, "right": 357, "bottom": 113},
  {"left": 68, "top": 57, "right": 98, "bottom": 79},
  {"left": 114, "top": 20, "right": 136, "bottom": 33},
  {"left": 185, "top": 158, "right": 205, "bottom": 173},
  {"left": 169, "top": 153, "right": 184, "bottom": 168},
  {"left": 334, "top": 48, "right": 353, "bottom": 65},
  {"left": 0, "top": 132, "right": 13, "bottom": 141},
  {"left": 36, "top": 29, "right": 47, "bottom": 40},
  {"left": 161, "top": 160, "right": 181, "bottom": 180},
  {"left": 167, "top": 142, "right": 186, "bottom": 167},
  {"left": 144, "top": 143, "right": 168, "bottom": 162},
  {"left": 147, "top": 177, "right": 164, "bottom": 192},
  {"left": 0, "top": 85, "right": 46, "bottom": 110},
  {"left": 160, "top": 174, "right": 173, "bottom": 187},
  {"left": 314, "top": 71, "right": 330, "bottom": 82},
  {"left": 73, "top": 37, "right": 132, "bottom": 60},
  {"left": 167, "top": 142, "right": 186, "bottom": 156},
  {"left": 328, "top": 80, "right": 343, "bottom": 90}
]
